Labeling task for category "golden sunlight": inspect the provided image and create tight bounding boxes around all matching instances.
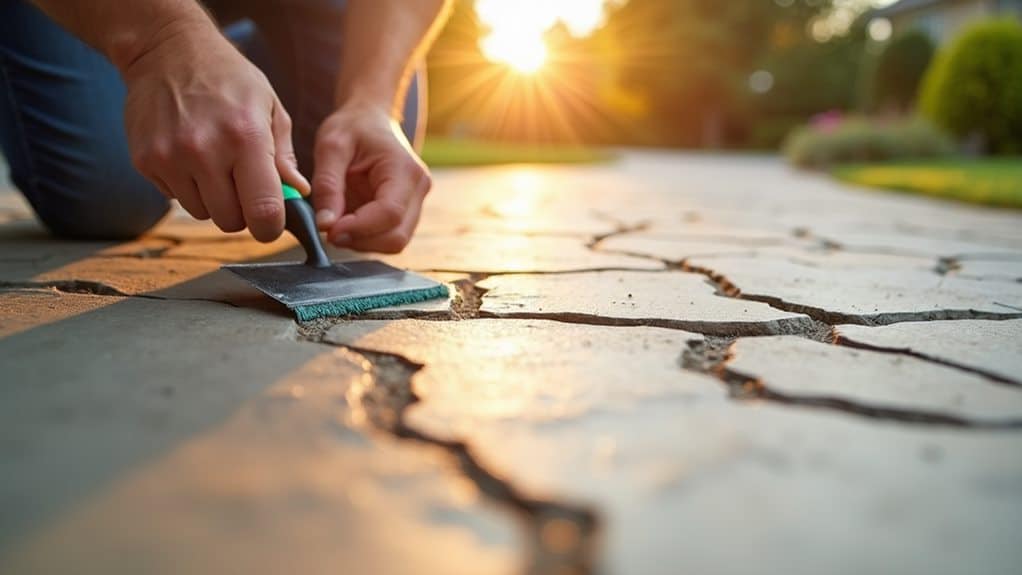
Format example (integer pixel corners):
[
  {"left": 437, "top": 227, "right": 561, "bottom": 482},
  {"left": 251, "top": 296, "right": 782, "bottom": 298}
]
[{"left": 475, "top": 0, "right": 614, "bottom": 73}]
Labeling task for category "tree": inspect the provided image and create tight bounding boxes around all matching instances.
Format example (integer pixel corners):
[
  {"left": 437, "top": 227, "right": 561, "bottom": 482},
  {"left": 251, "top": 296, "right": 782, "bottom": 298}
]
[
  {"left": 870, "top": 29, "right": 935, "bottom": 113},
  {"left": 921, "top": 19, "right": 1022, "bottom": 154}
]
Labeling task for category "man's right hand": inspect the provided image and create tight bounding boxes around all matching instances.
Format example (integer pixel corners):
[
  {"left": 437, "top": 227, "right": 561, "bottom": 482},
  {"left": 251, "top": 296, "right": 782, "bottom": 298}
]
[{"left": 122, "top": 20, "right": 309, "bottom": 242}]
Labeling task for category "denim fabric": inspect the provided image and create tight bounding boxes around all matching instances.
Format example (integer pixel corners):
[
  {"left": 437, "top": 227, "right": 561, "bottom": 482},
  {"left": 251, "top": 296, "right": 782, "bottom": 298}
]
[{"left": 0, "top": 0, "right": 423, "bottom": 239}]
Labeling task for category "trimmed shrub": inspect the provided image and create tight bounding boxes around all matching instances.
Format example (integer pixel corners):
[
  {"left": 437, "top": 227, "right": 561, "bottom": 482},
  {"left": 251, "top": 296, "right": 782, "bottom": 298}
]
[
  {"left": 783, "top": 116, "right": 953, "bottom": 168},
  {"left": 920, "top": 19, "right": 1022, "bottom": 154},
  {"left": 871, "top": 29, "right": 935, "bottom": 112}
]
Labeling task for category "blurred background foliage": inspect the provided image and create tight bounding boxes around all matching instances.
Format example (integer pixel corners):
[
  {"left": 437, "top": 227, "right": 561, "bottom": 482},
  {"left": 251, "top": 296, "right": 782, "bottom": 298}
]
[
  {"left": 421, "top": 0, "right": 1021, "bottom": 206},
  {"left": 920, "top": 19, "right": 1022, "bottom": 154},
  {"left": 425, "top": 0, "right": 1021, "bottom": 151},
  {"left": 427, "top": 0, "right": 846, "bottom": 148}
]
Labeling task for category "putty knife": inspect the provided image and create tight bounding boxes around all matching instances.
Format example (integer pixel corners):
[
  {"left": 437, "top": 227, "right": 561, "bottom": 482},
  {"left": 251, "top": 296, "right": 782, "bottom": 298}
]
[{"left": 224, "top": 185, "right": 448, "bottom": 320}]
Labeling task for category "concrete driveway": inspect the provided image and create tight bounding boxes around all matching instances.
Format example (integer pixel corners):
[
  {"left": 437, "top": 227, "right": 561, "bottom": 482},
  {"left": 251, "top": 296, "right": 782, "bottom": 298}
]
[{"left": 2, "top": 152, "right": 1021, "bottom": 574}]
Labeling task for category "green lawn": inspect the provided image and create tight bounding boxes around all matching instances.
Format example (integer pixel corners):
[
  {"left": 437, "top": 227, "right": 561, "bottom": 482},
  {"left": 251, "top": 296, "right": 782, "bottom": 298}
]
[
  {"left": 832, "top": 158, "right": 1022, "bottom": 209},
  {"left": 420, "top": 138, "right": 615, "bottom": 167}
]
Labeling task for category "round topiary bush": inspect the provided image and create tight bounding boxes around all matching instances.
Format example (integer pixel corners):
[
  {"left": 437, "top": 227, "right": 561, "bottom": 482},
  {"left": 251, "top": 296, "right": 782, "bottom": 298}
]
[
  {"left": 920, "top": 19, "right": 1022, "bottom": 154},
  {"left": 871, "top": 29, "right": 935, "bottom": 112}
]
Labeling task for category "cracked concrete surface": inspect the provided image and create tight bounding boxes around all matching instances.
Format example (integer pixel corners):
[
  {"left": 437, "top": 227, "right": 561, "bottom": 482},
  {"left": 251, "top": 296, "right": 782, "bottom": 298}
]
[
  {"left": 835, "top": 320, "right": 1022, "bottom": 385},
  {"left": 2, "top": 152, "right": 1022, "bottom": 574}
]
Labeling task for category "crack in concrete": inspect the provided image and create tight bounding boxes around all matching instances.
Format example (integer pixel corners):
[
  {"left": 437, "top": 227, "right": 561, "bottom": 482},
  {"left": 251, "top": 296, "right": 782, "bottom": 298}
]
[
  {"left": 0, "top": 279, "right": 128, "bottom": 297},
  {"left": 0, "top": 280, "right": 241, "bottom": 308},
  {"left": 353, "top": 273, "right": 821, "bottom": 337},
  {"left": 451, "top": 274, "right": 490, "bottom": 319},
  {"left": 834, "top": 336, "right": 1022, "bottom": 389},
  {"left": 410, "top": 266, "right": 666, "bottom": 276},
  {"left": 682, "top": 338, "right": 1022, "bottom": 430},
  {"left": 295, "top": 320, "right": 600, "bottom": 575},
  {"left": 475, "top": 312, "right": 815, "bottom": 337},
  {"left": 586, "top": 220, "right": 650, "bottom": 251},
  {"left": 591, "top": 228, "right": 1022, "bottom": 327}
]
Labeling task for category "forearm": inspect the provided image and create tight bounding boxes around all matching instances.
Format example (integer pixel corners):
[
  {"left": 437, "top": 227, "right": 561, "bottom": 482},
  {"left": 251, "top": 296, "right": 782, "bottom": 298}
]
[
  {"left": 336, "top": 0, "right": 451, "bottom": 117},
  {"left": 30, "top": 0, "right": 217, "bottom": 74}
]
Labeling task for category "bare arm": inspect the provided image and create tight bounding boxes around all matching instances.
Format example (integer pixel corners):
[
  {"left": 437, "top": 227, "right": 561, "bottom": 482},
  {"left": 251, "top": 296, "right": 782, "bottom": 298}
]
[
  {"left": 313, "top": 0, "right": 452, "bottom": 253},
  {"left": 30, "top": 0, "right": 214, "bottom": 73},
  {"left": 336, "top": 0, "right": 451, "bottom": 117}
]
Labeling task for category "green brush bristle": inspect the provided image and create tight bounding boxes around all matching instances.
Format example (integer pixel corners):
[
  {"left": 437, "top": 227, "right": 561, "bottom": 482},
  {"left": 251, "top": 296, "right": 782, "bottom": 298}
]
[{"left": 292, "top": 284, "right": 449, "bottom": 321}]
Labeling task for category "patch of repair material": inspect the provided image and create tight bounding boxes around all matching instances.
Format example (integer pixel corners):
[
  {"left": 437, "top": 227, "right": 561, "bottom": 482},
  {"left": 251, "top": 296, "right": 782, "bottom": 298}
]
[
  {"left": 378, "top": 233, "right": 663, "bottom": 274},
  {"left": 0, "top": 292, "right": 516, "bottom": 573},
  {"left": 477, "top": 270, "right": 814, "bottom": 335},
  {"left": 0, "top": 293, "right": 316, "bottom": 547},
  {"left": 322, "top": 319, "right": 1022, "bottom": 575},
  {"left": 684, "top": 255, "right": 1022, "bottom": 324},
  {"left": 728, "top": 336, "right": 1022, "bottom": 423},
  {"left": 0, "top": 339, "right": 516, "bottom": 574},
  {"left": 836, "top": 319, "right": 1022, "bottom": 385}
]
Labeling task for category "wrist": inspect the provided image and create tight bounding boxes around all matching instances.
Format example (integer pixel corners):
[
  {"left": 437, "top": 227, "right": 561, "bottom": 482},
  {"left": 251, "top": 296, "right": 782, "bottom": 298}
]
[
  {"left": 335, "top": 80, "right": 402, "bottom": 119},
  {"left": 109, "top": 10, "right": 219, "bottom": 76},
  {"left": 333, "top": 97, "right": 395, "bottom": 121}
]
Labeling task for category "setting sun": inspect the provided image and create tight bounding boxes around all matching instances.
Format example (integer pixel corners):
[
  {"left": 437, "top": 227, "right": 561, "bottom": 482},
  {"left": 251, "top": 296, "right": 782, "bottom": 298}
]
[{"left": 475, "top": 0, "right": 616, "bottom": 73}]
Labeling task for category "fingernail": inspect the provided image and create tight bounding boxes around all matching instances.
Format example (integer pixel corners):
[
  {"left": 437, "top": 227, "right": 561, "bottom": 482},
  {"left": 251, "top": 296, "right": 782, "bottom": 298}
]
[
  {"left": 315, "top": 209, "right": 336, "bottom": 227},
  {"left": 333, "top": 233, "right": 352, "bottom": 246}
]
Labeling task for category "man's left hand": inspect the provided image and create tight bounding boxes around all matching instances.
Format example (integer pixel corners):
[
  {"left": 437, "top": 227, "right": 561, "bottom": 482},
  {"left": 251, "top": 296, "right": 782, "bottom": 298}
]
[{"left": 311, "top": 103, "right": 431, "bottom": 254}]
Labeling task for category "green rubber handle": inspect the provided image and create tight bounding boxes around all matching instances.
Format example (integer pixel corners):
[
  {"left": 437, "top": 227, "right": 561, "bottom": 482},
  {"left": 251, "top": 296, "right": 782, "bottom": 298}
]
[{"left": 282, "top": 184, "right": 332, "bottom": 268}]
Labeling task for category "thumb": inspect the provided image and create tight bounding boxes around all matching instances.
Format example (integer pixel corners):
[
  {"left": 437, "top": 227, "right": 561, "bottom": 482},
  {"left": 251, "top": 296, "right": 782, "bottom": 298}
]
[
  {"left": 311, "top": 128, "right": 355, "bottom": 231},
  {"left": 271, "top": 99, "right": 310, "bottom": 196}
]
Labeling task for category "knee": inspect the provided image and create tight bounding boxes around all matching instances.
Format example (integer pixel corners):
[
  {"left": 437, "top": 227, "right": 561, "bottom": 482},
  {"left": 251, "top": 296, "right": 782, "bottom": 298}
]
[{"left": 30, "top": 172, "right": 170, "bottom": 241}]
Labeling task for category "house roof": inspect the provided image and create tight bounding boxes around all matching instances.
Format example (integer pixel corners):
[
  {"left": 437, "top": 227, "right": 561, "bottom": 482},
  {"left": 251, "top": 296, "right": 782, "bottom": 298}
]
[{"left": 874, "top": 0, "right": 948, "bottom": 16}]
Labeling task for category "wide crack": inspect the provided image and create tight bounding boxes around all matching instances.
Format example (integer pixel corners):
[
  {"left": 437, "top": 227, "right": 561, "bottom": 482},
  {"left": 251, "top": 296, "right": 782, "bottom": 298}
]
[
  {"left": 681, "top": 337, "right": 1022, "bottom": 430},
  {"left": 296, "top": 319, "right": 600, "bottom": 575},
  {"left": 584, "top": 230, "right": 1022, "bottom": 386},
  {"left": 834, "top": 335, "right": 1022, "bottom": 389}
]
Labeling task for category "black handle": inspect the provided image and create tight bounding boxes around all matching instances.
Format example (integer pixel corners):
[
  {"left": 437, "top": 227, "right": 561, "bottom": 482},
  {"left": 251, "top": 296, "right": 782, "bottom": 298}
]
[{"left": 284, "top": 197, "right": 332, "bottom": 268}]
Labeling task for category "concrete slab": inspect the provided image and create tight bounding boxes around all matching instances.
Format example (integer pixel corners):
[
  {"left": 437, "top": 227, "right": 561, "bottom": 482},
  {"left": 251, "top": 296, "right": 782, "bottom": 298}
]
[
  {"left": 815, "top": 229, "right": 1022, "bottom": 259},
  {"left": 602, "top": 234, "right": 935, "bottom": 271},
  {"left": 323, "top": 318, "right": 1022, "bottom": 575},
  {"left": 378, "top": 233, "right": 662, "bottom": 273},
  {"left": 324, "top": 319, "right": 720, "bottom": 436},
  {"left": 955, "top": 259, "right": 1022, "bottom": 282},
  {"left": 478, "top": 270, "right": 814, "bottom": 335},
  {"left": 0, "top": 293, "right": 515, "bottom": 574},
  {"left": 835, "top": 319, "right": 1022, "bottom": 384},
  {"left": 5, "top": 152, "right": 1022, "bottom": 574},
  {"left": 425, "top": 166, "right": 625, "bottom": 236},
  {"left": 686, "top": 255, "right": 1022, "bottom": 323},
  {"left": 600, "top": 235, "right": 763, "bottom": 261},
  {"left": 729, "top": 336, "right": 1022, "bottom": 421}
]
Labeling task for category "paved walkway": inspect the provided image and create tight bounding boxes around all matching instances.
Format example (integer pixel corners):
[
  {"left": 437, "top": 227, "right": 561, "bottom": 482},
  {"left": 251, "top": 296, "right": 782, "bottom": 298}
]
[{"left": 1, "top": 152, "right": 1021, "bottom": 574}]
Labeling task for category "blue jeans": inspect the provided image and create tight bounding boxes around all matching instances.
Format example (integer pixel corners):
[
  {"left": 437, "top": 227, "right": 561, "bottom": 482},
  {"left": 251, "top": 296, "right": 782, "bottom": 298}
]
[{"left": 0, "top": 0, "right": 423, "bottom": 239}]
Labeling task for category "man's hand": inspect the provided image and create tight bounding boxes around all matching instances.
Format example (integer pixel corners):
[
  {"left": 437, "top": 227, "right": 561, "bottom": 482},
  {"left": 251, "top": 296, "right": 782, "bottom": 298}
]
[
  {"left": 312, "top": 104, "right": 431, "bottom": 253},
  {"left": 123, "top": 22, "right": 309, "bottom": 242}
]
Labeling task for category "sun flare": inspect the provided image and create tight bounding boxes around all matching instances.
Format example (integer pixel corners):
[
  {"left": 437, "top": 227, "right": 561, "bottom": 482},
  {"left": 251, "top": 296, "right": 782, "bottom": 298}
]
[{"left": 475, "top": 0, "right": 615, "bottom": 74}]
